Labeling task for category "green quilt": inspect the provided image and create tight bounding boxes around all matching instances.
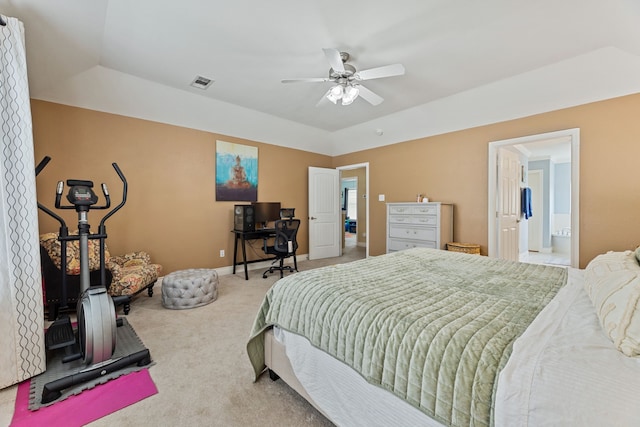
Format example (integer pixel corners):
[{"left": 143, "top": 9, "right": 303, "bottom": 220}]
[{"left": 247, "top": 248, "right": 567, "bottom": 426}]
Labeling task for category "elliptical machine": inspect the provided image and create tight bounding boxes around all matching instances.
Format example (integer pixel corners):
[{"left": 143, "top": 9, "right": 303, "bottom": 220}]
[{"left": 36, "top": 156, "right": 151, "bottom": 404}]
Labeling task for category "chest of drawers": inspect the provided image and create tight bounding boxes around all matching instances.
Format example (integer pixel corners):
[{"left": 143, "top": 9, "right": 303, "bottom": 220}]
[{"left": 386, "top": 202, "right": 453, "bottom": 253}]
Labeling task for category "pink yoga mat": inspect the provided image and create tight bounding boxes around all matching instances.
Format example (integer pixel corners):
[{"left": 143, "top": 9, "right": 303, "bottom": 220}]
[{"left": 10, "top": 369, "right": 158, "bottom": 427}]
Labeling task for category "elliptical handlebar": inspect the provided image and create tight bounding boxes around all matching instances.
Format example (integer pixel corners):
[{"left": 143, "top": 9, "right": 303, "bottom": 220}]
[
  {"left": 35, "top": 157, "right": 66, "bottom": 231},
  {"left": 99, "top": 163, "right": 127, "bottom": 229},
  {"left": 35, "top": 156, "right": 51, "bottom": 176},
  {"left": 54, "top": 181, "right": 64, "bottom": 211}
]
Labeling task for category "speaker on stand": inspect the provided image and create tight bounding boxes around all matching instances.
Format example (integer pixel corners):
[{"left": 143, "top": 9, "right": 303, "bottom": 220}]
[{"left": 234, "top": 205, "right": 255, "bottom": 232}]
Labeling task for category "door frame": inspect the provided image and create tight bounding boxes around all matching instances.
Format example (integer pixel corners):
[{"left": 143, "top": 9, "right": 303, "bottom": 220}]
[
  {"left": 337, "top": 162, "right": 369, "bottom": 258},
  {"left": 488, "top": 128, "right": 580, "bottom": 267}
]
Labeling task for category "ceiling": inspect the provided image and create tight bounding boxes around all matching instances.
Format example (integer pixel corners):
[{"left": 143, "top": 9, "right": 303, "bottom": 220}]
[
  {"left": 3, "top": 0, "right": 640, "bottom": 156},
  {"left": 516, "top": 137, "right": 572, "bottom": 163}
]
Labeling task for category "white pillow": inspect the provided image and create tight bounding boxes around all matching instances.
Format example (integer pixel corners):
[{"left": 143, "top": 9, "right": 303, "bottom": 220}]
[{"left": 584, "top": 250, "right": 640, "bottom": 356}]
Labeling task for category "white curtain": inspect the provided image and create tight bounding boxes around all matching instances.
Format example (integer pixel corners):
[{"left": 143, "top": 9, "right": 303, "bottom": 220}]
[{"left": 0, "top": 15, "right": 45, "bottom": 389}]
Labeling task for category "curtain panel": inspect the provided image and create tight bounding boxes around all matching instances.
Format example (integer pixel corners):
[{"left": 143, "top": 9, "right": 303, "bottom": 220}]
[{"left": 0, "top": 15, "right": 45, "bottom": 389}]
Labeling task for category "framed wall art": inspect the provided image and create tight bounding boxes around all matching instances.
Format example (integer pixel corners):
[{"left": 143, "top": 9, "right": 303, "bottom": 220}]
[{"left": 215, "top": 140, "right": 258, "bottom": 202}]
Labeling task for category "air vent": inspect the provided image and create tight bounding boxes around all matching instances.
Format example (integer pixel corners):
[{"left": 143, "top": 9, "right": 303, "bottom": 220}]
[{"left": 190, "top": 75, "right": 213, "bottom": 89}]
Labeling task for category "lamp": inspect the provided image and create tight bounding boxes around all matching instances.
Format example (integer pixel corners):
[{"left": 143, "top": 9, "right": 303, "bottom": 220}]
[{"left": 326, "top": 83, "right": 359, "bottom": 105}]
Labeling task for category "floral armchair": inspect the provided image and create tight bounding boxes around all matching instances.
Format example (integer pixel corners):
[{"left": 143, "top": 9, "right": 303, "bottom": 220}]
[
  {"left": 106, "top": 251, "right": 162, "bottom": 314},
  {"left": 40, "top": 232, "right": 162, "bottom": 318}
]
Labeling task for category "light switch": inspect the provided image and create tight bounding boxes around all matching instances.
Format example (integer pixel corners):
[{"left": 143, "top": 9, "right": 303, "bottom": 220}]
[{"left": 378, "top": 194, "right": 385, "bottom": 201}]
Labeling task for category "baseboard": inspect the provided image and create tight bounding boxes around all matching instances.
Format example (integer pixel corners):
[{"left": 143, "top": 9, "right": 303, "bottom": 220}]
[{"left": 162, "top": 253, "right": 310, "bottom": 278}]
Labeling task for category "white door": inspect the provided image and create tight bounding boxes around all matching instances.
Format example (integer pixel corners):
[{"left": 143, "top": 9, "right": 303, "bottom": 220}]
[
  {"left": 497, "top": 148, "right": 520, "bottom": 261},
  {"left": 527, "top": 170, "right": 543, "bottom": 252},
  {"left": 308, "top": 167, "right": 340, "bottom": 260}
]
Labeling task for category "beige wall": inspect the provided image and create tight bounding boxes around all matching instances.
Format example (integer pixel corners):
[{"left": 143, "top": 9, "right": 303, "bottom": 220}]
[
  {"left": 32, "top": 93, "right": 640, "bottom": 271},
  {"left": 32, "top": 100, "right": 331, "bottom": 274},
  {"left": 333, "top": 93, "right": 640, "bottom": 267}
]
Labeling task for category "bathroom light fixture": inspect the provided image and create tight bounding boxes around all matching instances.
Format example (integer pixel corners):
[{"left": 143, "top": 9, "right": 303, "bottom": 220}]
[{"left": 326, "top": 82, "right": 360, "bottom": 105}]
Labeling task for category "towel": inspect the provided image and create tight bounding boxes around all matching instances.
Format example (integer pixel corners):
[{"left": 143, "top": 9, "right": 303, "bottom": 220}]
[{"left": 522, "top": 187, "right": 532, "bottom": 219}]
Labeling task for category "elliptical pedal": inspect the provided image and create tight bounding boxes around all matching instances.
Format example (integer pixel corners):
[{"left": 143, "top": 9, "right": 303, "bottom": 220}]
[{"left": 45, "top": 316, "right": 76, "bottom": 350}]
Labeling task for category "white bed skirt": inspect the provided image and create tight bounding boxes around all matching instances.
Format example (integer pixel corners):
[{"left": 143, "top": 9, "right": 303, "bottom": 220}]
[{"left": 274, "top": 326, "right": 442, "bottom": 426}]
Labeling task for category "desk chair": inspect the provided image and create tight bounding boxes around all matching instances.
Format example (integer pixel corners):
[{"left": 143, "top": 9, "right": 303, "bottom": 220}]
[{"left": 262, "top": 216, "right": 300, "bottom": 279}]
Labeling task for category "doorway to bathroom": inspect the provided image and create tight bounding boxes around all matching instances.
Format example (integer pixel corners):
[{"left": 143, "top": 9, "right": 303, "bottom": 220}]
[
  {"left": 489, "top": 128, "right": 579, "bottom": 268},
  {"left": 521, "top": 166, "right": 571, "bottom": 267}
]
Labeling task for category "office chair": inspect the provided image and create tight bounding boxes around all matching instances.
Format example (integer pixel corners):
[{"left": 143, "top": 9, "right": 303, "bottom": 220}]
[
  {"left": 262, "top": 213, "right": 300, "bottom": 279},
  {"left": 279, "top": 208, "right": 295, "bottom": 220}
]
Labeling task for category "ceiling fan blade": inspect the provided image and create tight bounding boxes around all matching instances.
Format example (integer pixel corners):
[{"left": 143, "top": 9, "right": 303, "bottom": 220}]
[
  {"left": 354, "top": 63, "right": 405, "bottom": 81},
  {"left": 282, "top": 77, "right": 330, "bottom": 83},
  {"left": 356, "top": 85, "right": 384, "bottom": 106},
  {"left": 323, "top": 48, "right": 345, "bottom": 73}
]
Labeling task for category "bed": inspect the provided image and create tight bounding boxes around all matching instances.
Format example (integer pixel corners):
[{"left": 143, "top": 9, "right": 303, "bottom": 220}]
[{"left": 247, "top": 247, "right": 640, "bottom": 426}]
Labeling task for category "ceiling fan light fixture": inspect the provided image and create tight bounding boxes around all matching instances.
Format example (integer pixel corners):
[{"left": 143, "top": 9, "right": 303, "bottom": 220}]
[
  {"left": 326, "top": 83, "right": 359, "bottom": 105},
  {"left": 330, "top": 85, "right": 343, "bottom": 96},
  {"left": 342, "top": 85, "right": 359, "bottom": 105},
  {"left": 326, "top": 85, "right": 343, "bottom": 104}
]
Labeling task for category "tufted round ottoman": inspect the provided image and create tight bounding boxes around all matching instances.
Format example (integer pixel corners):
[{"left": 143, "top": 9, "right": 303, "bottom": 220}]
[{"left": 161, "top": 268, "right": 218, "bottom": 309}]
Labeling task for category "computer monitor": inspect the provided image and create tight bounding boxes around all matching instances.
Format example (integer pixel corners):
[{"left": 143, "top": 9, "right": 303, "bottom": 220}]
[{"left": 252, "top": 202, "right": 281, "bottom": 228}]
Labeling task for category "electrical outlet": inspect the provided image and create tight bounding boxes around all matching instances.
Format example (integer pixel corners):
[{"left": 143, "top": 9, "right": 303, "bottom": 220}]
[{"left": 219, "top": 249, "right": 225, "bottom": 257}]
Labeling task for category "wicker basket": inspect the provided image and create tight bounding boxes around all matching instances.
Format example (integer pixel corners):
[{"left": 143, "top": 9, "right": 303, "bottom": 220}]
[{"left": 446, "top": 242, "right": 481, "bottom": 255}]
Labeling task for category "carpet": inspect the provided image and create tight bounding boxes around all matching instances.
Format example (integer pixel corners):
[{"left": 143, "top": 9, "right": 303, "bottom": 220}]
[{"left": 10, "top": 368, "right": 157, "bottom": 427}]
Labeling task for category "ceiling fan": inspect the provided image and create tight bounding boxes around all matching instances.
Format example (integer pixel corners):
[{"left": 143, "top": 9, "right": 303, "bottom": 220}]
[{"left": 282, "top": 48, "right": 405, "bottom": 106}]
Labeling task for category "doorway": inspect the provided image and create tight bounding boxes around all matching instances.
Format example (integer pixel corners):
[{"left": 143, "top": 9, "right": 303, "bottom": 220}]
[
  {"left": 522, "top": 152, "right": 571, "bottom": 267},
  {"left": 341, "top": 177, "right": 358, "bottom": 249},
  {"left": 337, "top": 163, "right": 369, "bottom": 261},
  {"left": 488, "top": 129, "right": 580, "bottom": 268}
]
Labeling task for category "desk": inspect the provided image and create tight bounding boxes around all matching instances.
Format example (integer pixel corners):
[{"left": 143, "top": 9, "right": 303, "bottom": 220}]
[{"left": 232, "top": 228, "right": 275, "bottom": 280}]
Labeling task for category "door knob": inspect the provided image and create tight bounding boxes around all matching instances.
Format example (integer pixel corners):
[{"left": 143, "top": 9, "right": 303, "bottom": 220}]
[{"left": 309, "top": 216, "right": 317, "bottom": 220}]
